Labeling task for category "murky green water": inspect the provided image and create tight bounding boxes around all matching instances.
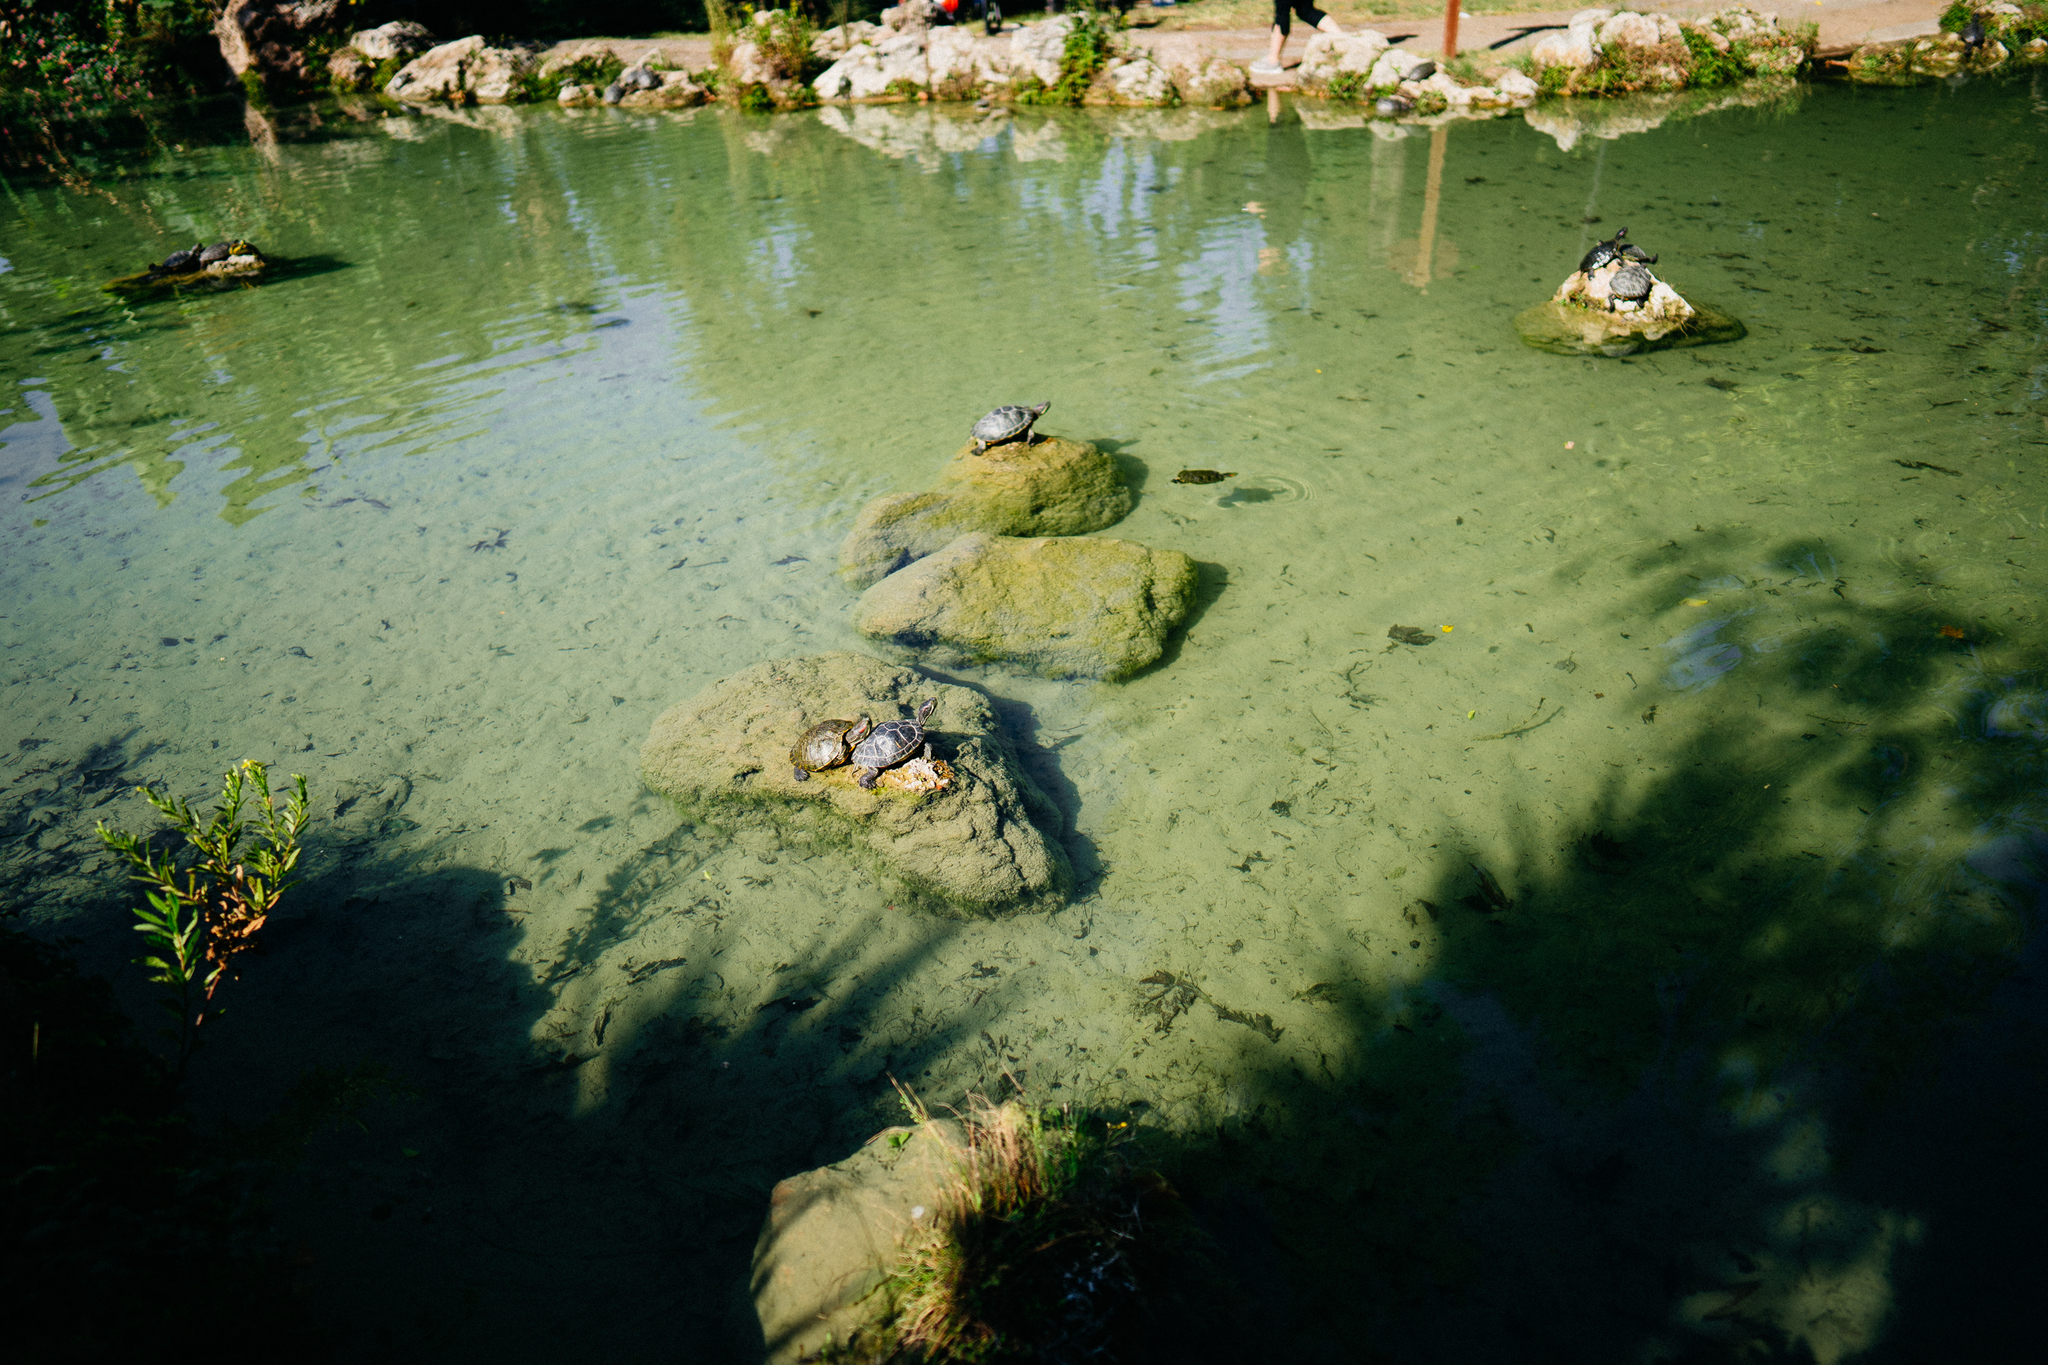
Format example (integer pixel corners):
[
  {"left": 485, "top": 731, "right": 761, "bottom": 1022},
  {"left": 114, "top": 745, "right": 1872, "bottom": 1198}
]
[{"left": 5, "top": 78, "right": 2047, "bottom": 1361}]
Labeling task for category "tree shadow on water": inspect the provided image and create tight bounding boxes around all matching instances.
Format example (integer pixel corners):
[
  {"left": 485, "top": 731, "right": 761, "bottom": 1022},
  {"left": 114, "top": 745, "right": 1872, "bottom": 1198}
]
[{"left": 1157, "top": 543, "right": 2048, "bottom": 1363}]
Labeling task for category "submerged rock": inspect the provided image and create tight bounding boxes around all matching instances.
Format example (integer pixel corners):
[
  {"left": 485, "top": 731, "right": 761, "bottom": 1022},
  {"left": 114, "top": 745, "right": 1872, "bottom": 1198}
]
[
  {"left": 1515, "top": 286, "right": 1744, "bottom": 357},
  {"left": 855, "top": 532, "right": 1197, "bottom": 681},
  {"left": 752, "top": 1121, "right": 964, "bottom": 1365},
  {"left": 640, "top": 653, "right": 1071, "bottom": 914},
  {"left": 840, "top": 434, "right": 1132, "bottom": 587}
]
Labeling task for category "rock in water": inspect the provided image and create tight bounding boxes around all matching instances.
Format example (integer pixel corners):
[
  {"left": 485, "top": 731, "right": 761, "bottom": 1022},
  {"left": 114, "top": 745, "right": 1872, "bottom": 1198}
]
[
  {"left": 753, "top": 1120, "right": 966, "bottom": 1365},
  {"left": 855, "top": 533, "right": 1198, "bottom": 681},
  {"left": 1516, "top": 257, "right": 1744, "bottom": 358},
  {"left": 839, "top": 434, "right": 1133, "bottom": 587},
  {"left": 640, "top": 653, "right": 1071, "bottom": 914}
]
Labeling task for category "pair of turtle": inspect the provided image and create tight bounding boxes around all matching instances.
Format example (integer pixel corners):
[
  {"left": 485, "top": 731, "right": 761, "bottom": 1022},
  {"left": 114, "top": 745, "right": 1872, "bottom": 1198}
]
[
  {"left": 1578, "top": 227, "right": 1659, "bottom": 305},
  {"left": 148, "top": 240, "right": 261, "bottom": 278},
  {"left": 790, "top": 698, "right": 939, "bottom": 790}
]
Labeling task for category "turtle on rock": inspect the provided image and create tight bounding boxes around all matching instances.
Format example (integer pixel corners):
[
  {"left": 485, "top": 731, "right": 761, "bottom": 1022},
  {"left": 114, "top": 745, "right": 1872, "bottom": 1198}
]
[
  {"left": 851, "top": 698, "right": 937, "bottom": 789},
  {"left": 790, "top": 715, "right": 873, "bottom": 781},
  {"left": 1578, "top": 226, "right": 1657, "bottom": 274},
  {"left": 1609, "top": 262, "right": 1656, "bottom": 304},
  {"left": 971, "top": 401, "right": 1051, "bottom": 455}
]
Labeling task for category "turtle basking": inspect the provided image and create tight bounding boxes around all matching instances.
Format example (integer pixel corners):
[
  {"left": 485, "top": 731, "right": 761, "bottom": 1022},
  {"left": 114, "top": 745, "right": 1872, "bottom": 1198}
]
[
  {"left": 1608, "top": 262, "right": 1655, "bottom": 305},
  {"left": 851, "top": 698, "right": 936, "bottom": 790},
  {"left": 971, "top": 402, "right": 1050, "bottom": 455},
  {"left": 1172, "top": 469, "right": 1237, "bottom": 485},
  {"left": 790, "top": 715, "right": 873, "bottom": 781},
  {"left": 1578, "top": 226, "right": 1657, "bottom": 274}
]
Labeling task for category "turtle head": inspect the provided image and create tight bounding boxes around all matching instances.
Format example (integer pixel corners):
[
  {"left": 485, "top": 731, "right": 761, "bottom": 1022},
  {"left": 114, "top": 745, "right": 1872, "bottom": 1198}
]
[
  {"left": 848, "top": 715, "right": 874, "bottom": 742},
  {"left": 915, "top": 697, "right": 937, "bottom": 726},
  {"left": 1614, "top": 226, "right": 1628, "bottom": 241},
  {"left": 1030, "top": 400, "right": 1051, "bottom": 418}
]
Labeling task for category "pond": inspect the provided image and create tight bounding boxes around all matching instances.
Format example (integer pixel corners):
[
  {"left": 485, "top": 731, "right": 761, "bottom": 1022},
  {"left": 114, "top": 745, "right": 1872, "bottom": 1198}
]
[{"left": 3, "top": 78, "right": 2046, "bottom": 1361}]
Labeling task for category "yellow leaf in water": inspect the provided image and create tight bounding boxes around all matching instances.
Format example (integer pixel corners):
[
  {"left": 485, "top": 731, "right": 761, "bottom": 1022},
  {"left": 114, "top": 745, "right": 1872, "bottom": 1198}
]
[
  {"left": 1683, "top": 597, "right": 1709, "bottom": 606},
  {"left": 1440, "top": 625, "right": 1453, "bottom": 633},
  {"left": 1467, "top": 710, "right": 1476, "bottom": 719}
]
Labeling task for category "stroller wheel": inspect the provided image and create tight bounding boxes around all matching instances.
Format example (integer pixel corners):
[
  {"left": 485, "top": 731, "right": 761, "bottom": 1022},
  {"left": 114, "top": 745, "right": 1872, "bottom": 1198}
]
[{"left": 985, "top": 3, "right": 1001, "bottom": 36}]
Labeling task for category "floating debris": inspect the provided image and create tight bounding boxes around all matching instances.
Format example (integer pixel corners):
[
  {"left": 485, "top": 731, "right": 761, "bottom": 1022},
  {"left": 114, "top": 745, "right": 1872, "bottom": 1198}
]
[
  {"left": 1172, "top": 469, "right": 1237, "bottom": 485},
  {"left": 1387, "top": 625, "right": 1434, "bottom": 646}
]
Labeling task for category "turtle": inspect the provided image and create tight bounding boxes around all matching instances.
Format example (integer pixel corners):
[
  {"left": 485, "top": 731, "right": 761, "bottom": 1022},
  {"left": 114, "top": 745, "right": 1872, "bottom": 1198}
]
[
  {"left": 851, "top": 698, "right": 937, "bottom": 789},
  {"left": 790, "top": 715, "right": 874, "bottom": 781},
  {"left": 1375, "top": 96, "right": 1411, "bottom": 116},
  {"left": 1578, "top": 226, "right": 1657, "bottom": 275},
  {"left": 1609, "top": 262, "right": 1655, "bottom": 305},
  {"left": 153, "top": 243, "right": 205, "bottom": 275},
  {"left": 971, "top": 402, "right": 1051, "bottom": 455},
  {"left": 197, "top": 239, "right": 258, "bottom": 267},
  {"left": 1172, "top": 469, "right": 1237, "bottom": 485}
]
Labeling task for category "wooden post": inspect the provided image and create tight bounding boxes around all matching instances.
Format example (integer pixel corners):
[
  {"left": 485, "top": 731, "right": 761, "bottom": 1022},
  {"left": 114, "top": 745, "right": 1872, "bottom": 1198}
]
[{"left": 1442, "top": 0, "right": 1461, "bottom": 59}]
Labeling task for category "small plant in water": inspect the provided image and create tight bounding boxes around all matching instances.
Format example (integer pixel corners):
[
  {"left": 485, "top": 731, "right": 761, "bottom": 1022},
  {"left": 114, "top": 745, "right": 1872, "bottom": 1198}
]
[{"left": 97, "top": 759, "right": 310, "bottom": 1082}]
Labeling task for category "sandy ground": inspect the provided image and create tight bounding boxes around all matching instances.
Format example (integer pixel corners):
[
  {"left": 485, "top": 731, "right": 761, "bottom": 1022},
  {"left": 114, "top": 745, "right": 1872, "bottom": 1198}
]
[{"left": 547, "top": 0, "right": 1945, "bottom": 76}]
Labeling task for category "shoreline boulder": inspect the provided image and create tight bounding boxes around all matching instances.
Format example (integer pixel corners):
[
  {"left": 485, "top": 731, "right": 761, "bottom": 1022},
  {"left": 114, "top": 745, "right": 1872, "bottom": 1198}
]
[
  {"left": 641, "top": 653, "right": 1071, "bottom": 915},
  {"left": 839, "top": 434, "right": 1133, "bottom": 588},
  {"left": 855, "top": 533, "right": 1198, "bottom": 681},
  {"left": 386, "top": 35, "right": 541, "bottom": 104}
]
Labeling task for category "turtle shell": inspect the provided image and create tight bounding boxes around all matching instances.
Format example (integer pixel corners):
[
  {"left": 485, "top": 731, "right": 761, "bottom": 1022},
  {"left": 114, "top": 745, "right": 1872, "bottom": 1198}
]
[
  {"left": 971, "top": 401, "right": 1050, "bottom": 449},
  {"left": 852, "top": 698, "right": 936, "bottom": 773},
  {"left": 791, "top": 716, "right": 872, "bottom": 779},
  {"left": 1610, "top": 263, "right": 1654, "bottom": 303}
]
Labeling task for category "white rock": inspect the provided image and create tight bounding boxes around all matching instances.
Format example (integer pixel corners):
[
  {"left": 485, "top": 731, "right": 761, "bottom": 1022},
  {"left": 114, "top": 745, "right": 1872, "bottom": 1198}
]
[
  {"left": 813, "top": 21, "right": 882, "bottom": 59},
  {"left": 926, "top": 26, "right": 994, "bottom": 86},
  {"left": 1570, "top": 8, "right": 1616, "bottom": 26},
  {"left": 1298, "top": 29, "right": 1391, "bottom": 85},
  {"left": 1496, "top": 69, "right": 1540, "bottom": 100},
  {"left": 1599, "top": 12, "right": 1667, "bottom": 48},
  {"left": 1175, "top": 57, "right": 1251, "bottom": 107},
  {"left": 1530, "top": 28, "right": 1600, "bottom": 68},
  {"left": 1105, "top": 56, "right": 1172, "bottom": 105},
  {"left": 727, "top": 38, "right": 778, "bottom": 84},
  {"left": 1367, "top": 46, "right": 1434, "bottom": 87},
  {"left": 467, "top": 45, "right": 537, "bottom": 103},
  {"left": 1010, "top": 16, "right": 1074, "bottom": 86},
  {"left": 386, "top": 35, "right": 483, "bottom": 101},
  {"left": 352, "top": 20, "right": 433, "bottom": 62}
]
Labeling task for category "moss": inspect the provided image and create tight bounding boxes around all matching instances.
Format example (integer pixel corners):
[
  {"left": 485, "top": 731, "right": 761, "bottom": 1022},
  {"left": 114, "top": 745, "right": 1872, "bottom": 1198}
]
[
  {"left": 1325, "top": 69, "right": 1372, "bottom": 102},
  {"left": 1939, "top": 0, "right": 1976, "bottom": 32},
  {"left": 520, "top": 53, "right": 623, "bottom": 103},
  {"left": 1411, "top": 89, "right": 1448, "bottom": 115},
  {"left": 736, "top": 80, "right": 776, "bottom": 113},
  {"left": 1683, "top": 30, "right": 1745, "bottom": 88},
  {"left": 238, "top": 67, "right": 271, "bottom": 111}
]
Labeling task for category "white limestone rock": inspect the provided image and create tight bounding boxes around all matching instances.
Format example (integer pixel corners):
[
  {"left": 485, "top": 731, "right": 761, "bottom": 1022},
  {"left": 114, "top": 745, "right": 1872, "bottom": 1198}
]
[
  {"left": 1011, "top": 16, "right": 1074, "bottom": 86},
  {"left": 351, "top": 20, "right": 433, "bottom": 62}
]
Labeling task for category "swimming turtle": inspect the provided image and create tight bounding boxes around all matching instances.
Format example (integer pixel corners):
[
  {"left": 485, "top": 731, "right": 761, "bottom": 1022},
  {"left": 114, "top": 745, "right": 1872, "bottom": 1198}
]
[
  {"left": 1609, "top": 262, "right": 1655, "bottom": 305},
  {"left": 790, "top": 715, "right": 874, "bottom": 781},
  {"left": 1578, "top": 226, "right": 1657, "bottom": 274},
  {"left": 1172, "top": 469, "right": 1237, "bottom": 485},
  {"left": 971, "top": 402, "right": 1050, "bottom": 455},
  {"left": 851, "top": 698, "right": 936, "bottom": 789}
]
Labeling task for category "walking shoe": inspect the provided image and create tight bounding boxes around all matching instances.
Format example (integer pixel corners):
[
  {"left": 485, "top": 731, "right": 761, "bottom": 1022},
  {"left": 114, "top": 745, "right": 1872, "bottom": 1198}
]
[{"left": 1250, "top": 59, "right": 1283, "bottom": 74}]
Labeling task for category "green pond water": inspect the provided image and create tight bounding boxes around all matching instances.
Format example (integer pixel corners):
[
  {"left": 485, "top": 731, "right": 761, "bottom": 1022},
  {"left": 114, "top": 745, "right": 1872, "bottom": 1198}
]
[{"left": 4, "top": 78, "right": 2047, "bottom": 1361}]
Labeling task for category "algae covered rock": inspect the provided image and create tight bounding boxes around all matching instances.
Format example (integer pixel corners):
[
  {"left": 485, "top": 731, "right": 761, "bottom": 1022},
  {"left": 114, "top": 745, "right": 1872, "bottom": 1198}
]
[
  {"left": 1515, "top": 295, "right": 1744, "bottom": 357},
  {"left": 640, "top": 653, "right": 1070, "bottom": 914},
  {"left": 751, "top": 1120, "right": 963, "bottom": 1365},
  {"left": 855, "top": 533, "right": 1197, "bottom": 681},
  {"left": 840, "top": 434, "right": 1132, "bottom": 587}
]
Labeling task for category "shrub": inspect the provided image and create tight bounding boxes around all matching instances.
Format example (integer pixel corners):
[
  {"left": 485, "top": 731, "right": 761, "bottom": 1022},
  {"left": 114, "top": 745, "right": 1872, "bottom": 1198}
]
[
  {"left": 97, "top": 760, "right": 309, "bottom": 1082},
  {"left": 1939, "top": 0, "right": 1976, "bottom": 32},
  {"left": 1683, "top": 29, "right": 1746, "bottom": 87},
  {"left": 1018, "top": 6, "right": 1118, "bottom": 106},
  {"left": 1325, "top": 68, "right": 1371, "bottom": 102}
]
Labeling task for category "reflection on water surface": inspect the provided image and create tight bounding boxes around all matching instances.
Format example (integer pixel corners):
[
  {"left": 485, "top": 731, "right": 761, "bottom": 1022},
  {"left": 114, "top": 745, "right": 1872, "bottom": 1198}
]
[{"left": 3, "top": 80, "right": 2046, "bottom": 1361}]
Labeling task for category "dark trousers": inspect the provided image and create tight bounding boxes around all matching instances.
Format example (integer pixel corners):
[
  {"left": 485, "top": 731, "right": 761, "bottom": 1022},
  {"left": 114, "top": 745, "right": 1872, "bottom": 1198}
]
[{"left": 1273, "top": 0, "right": 1327, "bottom": 35}]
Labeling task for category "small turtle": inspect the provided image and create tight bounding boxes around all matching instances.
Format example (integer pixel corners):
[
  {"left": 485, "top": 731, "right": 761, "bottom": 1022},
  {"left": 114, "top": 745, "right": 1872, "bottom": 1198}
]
[
  {"left": 1375, "top": 96, "right": 1411, "bottom": 115},
  {"left": 197, "top": 239, "right": 258, "bottom": 267},
  {"left": 1578, "top": 226, "right": 1658, "bottom": 274},
  {"left": 1172, "top": 469, "right": 1237, "bottom": 485},
  {"left": 851, "top": 698, "right": 937, "bottom": 789},
  {"left": 791, "top": 715, "right": 873, "bottom": 781},
  {"left": 971, "top": 401, "right": 1050, "bottom": 455},
  {"left": 1609, "top": 262, "right": 1655, "bottom": 304}
]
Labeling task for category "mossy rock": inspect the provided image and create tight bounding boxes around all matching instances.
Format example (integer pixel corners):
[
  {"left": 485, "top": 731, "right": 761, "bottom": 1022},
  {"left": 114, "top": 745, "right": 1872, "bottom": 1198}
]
[
  {"left": 640, "top": 653, "right": 1071, "bottom": 915},
  {"left": 855, "top": 532, "right": 1198, "bottom": 682},
  {"left": 104, "top": 259, "right": 267, "bottom": 299},
  {"left": 1514, "top": 298, "right": 1746, "bottom": 358},
  {"left": 839, "top": 434, "right": 1133, "bottom": 587}
]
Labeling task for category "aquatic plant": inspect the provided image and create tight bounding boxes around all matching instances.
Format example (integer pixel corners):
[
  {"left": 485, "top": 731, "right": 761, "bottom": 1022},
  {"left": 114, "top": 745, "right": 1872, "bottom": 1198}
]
[
  {"left": 97, "top": 759, "right": 310, "bottom": 1081},
  {"left": 867, "top": 1082, "right": 1171, "bottom": 1362},
  {"left": 1682, "top": 28, "right": 1747, "bottom": 87}
]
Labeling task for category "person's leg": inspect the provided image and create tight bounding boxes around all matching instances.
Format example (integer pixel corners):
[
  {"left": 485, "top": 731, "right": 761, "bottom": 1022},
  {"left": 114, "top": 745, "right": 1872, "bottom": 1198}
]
[
  {"left": 1256, "top": 0, "right": 1289, "bottom": 71},
  {"left": 1295, "top": 1, "right": 1342, "bottom": 35}
]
